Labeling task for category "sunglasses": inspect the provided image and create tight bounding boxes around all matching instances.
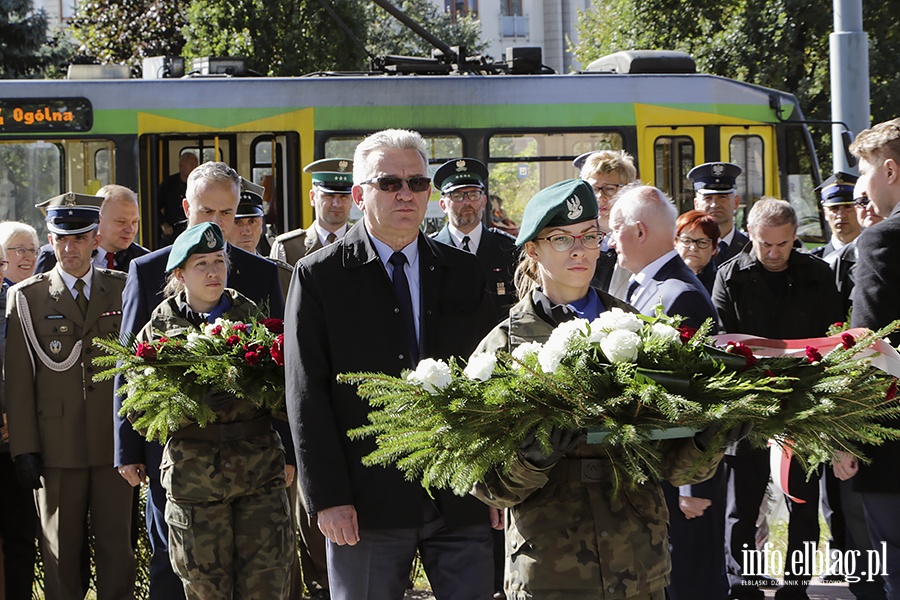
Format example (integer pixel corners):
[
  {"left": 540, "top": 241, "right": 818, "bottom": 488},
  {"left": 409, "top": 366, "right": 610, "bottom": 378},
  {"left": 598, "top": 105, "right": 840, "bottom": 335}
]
[{"left": 360, "top": 176, "right": 432, "bottom": 193}]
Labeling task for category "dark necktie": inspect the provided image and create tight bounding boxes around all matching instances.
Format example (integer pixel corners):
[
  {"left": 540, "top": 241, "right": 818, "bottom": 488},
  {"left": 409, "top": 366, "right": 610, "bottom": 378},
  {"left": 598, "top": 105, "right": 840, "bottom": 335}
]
[
  {"left": 461, "top": 235, "right": 471, "bottom": 253},
  {"left": 718, "top": 240, "right": 728, "bottom": 255},
  {"left": 389, "top": 252, "right": 419, "bottom": 364},
  {"left": 626, "top": 279, "right": 639, "bottom": 303},
  {"left": 326, "top": 232, "right": 337, "bottom": 245},
  {"left": 73, "top": 279, "right": 88, "bottom": 316},
  {"left": 105, "top": 251, "right": 116, "bottom": 270}
]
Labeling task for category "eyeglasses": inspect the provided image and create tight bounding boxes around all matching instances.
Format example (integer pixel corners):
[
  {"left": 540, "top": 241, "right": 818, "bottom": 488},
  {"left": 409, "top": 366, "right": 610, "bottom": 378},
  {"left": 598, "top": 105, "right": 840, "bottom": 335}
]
[
  {"left": 360, "top": 176, "right": 432, "bottom": 193},
  {"left": 446, "top": 190, "right": 483, "bottom": 203},
  {"left": 534, "top": 231, "right": 603, "bottom": 252},
  {"left": 676, "top": 235, "right": 714, "bottom": 250},
  {"left": 6, "top": 246, "right": 39, "bottom": 257},
  {"left": 594, "top": 183, "right": 626, "bottom": 198},
  {"left": 854, "top": 196, "right": 869, "bottom": 208},
  {"left": 0, "top": 260, "right": 7, "bottom": 269}
]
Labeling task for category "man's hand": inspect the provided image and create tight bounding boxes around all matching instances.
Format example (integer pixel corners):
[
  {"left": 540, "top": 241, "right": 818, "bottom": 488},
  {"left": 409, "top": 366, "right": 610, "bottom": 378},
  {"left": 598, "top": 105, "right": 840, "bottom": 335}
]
[
  {"left": 317, "top": 504, "right": 360, "bottom": 546},
  {"left": 117, "top": 464, "right": 147, "bottom": 487},
  {"left": 15, "top": 453, "right": 43, "bottom": 489},
  {"left": 1, "top": 413, "right": 9, "bottom": 444},
  {"left": 284, "top": 464, "right": 296, "bottom": 488},
  {"left": 833, "top": 451, "right": 859, "bottom": 481},
  {"left": 679, "top": 496, "right": 712, "bottom": 519},
  {"left": 489, "top": 507, "right": 504, "bottom": 531}
]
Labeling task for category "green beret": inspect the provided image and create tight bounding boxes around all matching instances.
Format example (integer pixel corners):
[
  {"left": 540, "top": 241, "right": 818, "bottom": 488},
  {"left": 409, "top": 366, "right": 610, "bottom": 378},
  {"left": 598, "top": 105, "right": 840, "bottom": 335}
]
[
  {"left": 166, "top": 222, "right": 225, "bottom": 273},
  {"left": 515, "top": 179, "right": 598, "bottom": 246}
]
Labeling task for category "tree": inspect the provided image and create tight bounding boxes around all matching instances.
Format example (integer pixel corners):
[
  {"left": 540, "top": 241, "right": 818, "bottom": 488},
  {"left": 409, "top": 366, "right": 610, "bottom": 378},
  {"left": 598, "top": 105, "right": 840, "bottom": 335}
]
[
  {"left": 69, "top": 0, "right": 188, "bottom": 76},
  {"left": 365, "top": 0, "right": 488, "bottom": 60},
  {"left": 0, "top": 0, "right": 71, "bottom": 78}
]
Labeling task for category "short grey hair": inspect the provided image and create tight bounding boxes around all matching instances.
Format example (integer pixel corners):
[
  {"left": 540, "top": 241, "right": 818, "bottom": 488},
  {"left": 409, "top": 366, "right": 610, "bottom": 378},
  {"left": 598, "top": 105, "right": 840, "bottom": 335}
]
[
  {"left": 353, "top": 129, "right": 428, "bottom": 183},
  {"left": 0, "top": 221, "right": 40, "bottom": 251},
  {"left": 611, "top": 184, "right": 677, "bottom": 233},
  {"left": 747, "top": 198, "right": 797, "bottom": 233},
  {"left": 186, "top": 162, "right": 240, "bottom": 205}
]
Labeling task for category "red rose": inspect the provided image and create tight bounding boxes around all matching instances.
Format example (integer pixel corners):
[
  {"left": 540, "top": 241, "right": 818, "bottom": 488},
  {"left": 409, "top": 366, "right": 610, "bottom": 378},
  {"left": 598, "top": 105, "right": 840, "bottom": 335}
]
[
  {"left": 833, "top": 322, "right": 844, "bottom": 329},
  {"left": 244, "top": 341, "right": 262, "bottom": 353},
  {"left": 270, "top": 334, "right": 285, "bottom": 366},
  {"left": 261, "top": 318, "right": 284, "bottom": 334},
  {"left": 159, "top": 337, "right": 169, "bottom": 344},
  {"left": 726, "top": 341, "right": 758, "bottom": 367},
  {"left": 841, "top": 332, "right": 856, "bottom": 349},
  {"left": 231, "top": 323, "right": 249, "bottom": 333},
  {"left": 805, "top": 346, "right": 823, "bottom": 363},
  {"left": 244, "top": 350, "right": 260, "bottom": 365},
  {"left": 210, "top": 325, "right": 223, "bottom": 336},
  {"left": 677, "top": 326, "right": 698, "bottom": 345},
  {"left": 135, "top": 342, "right": 157, "bottom": 362},
  {"left": 225, "top": 335, "right": 241, "bottom": 346},
  {"left": 764, "top": 369, "right": 776, "bottom": 378},
  {"left": 887, "top": 380, "right": 898, "bottom": 401}
]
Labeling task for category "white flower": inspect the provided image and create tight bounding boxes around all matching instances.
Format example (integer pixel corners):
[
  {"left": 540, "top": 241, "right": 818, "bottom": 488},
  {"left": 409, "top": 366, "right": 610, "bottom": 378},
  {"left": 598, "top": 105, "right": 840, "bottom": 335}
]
[
  {"left": 592, "top": 308, "right": 643, "bottom": 333},
  {"left": 464, "top": 352, "right": 497, "bottom": 381},
  {"left": 647, "top": 322, "right": 680, "bottom": 344},
  {"left": 538, "top": 343, "right": 567, "bottom": 373},
  {"left": 536, "top": 318, "right": 589, "bottom": 373},
  {"left": 600, "top": 329, "right": 641, "bottom": 363},
  {"left": 586, "top": 324, "right": 608, "bottom": 344},
  {"left": 143, "top": 367, "right": 155, "bottom": 376},
  {"left": 203, "top": 323, "right": 218, "bottom": 336},
  {"left": 406, "top": 358, "right": 452, "bottom": 393},
  {"left": 512, "top": 341, "right": 543, "bottom": 361}
]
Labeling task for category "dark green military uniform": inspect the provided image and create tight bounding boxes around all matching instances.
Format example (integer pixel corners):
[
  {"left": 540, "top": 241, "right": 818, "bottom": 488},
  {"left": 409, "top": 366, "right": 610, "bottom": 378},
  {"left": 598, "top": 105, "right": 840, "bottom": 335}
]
[
  {"left": 136, "top": 289, "right": 292, "bottom": 600},
  {"left": 471, "top": 290, "right": 724, "bottom": 600}
]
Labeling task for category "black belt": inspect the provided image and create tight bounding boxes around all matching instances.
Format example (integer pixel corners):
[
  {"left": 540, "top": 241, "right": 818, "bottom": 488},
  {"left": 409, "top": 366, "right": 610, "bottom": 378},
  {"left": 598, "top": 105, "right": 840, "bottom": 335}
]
[
  {"left": 548, "top": 458, "right": 612, "bottom": 483},
  {"left": 172, "top": 416, "right": 273, "bottom": 442}
]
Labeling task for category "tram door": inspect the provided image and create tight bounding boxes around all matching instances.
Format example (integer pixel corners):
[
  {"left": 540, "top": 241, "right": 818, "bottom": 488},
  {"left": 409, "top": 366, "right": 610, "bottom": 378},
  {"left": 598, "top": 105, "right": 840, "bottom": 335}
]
[
  {"left": 641, "top": 126, "right": 704, "bottom": 214},
  {"left": 720, "top": 125, "right": 775, "bottom": 231}
]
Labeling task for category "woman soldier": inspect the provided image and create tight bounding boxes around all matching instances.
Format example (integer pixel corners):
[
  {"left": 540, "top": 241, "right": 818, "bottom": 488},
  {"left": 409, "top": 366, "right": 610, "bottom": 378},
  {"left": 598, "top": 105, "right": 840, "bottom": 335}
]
[
  {"left": 135, "top": 222, "right": 292, "bottom": 600},
  {"left": 471, "top": 179, "right": 734, "bottom": 600}
]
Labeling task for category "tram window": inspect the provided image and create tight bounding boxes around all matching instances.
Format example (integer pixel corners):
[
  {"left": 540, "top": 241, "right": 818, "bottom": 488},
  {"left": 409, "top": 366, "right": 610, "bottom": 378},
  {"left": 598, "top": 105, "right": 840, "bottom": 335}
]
[
  {"left": 0, "top": 141, "right": 62, "bottom": 236},
  {"left": 784, "top": 125, "right": 824, "bottom": 241},
  {"left": 729, "top": 135, "right": 764, "bottom": 230},
  {"left": 653, "top": 136, "right": 695, "bottom": 213},
  {"left": 487, "top": 132, "right": 624, "bottom": 225},
  {"left": 95, "top": 147, "right": 112, "bottom": 185}
]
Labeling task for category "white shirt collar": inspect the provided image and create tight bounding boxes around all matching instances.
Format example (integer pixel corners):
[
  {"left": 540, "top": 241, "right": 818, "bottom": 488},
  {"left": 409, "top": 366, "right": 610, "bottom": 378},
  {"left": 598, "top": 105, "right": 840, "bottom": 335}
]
[
  {"left": 630, "top": 249, "right": 679, "bottom": 298},
  {"left": 314, "top": 222, "right": 348, "bottom": 246},
  {"left": 448, "top": 223, "right": 483, "bottom": 253},
  {"left": 721, "top": 227, "right": 736, "bottom": 247},
  {"left": 92, "top": 245, "right": 115, "bottom": 269},
  {"left": 57, "top": 264, "right": 94, "bottom": 301}
]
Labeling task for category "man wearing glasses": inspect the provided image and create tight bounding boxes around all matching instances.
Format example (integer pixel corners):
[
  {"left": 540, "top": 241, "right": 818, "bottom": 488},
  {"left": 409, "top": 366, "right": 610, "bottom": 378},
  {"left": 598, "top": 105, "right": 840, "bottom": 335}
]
[
  {"left": 431, "top": 157, "right": 518, "bottom": 319},
  {"left": 689, "top": 162, "right": 750, "bottom": 266},
  {"left": 284, "top": 129, "right": 498, "bottom": 600}
]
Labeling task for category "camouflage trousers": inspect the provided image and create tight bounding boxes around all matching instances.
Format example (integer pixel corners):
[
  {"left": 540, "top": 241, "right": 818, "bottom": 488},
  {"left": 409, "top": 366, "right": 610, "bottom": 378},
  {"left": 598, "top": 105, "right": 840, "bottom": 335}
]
[{"left": 161, "top": 434, "right": 293, "bottom": 600}]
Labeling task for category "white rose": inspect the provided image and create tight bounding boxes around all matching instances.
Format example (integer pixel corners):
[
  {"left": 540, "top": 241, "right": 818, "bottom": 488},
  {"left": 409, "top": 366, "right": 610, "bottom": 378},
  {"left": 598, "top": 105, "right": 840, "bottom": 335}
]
[
  {"left": 187, "top": 332, "right": 200, "bottom": 343},
  {"left": 600, "top": 329, "right": 641, "bottom": 364},
  {"left": 512, "top": 341, "right": 543, "bottom": 361},
  {"left": 464, "top": 352, "right": 497, "bottom": 382},
  {"left": 592, "top": 308, "right": 643, "bottom": 333},
  {"left": 647, "top": 322, "right": 680, "bottom": 344},
  {"left": 586, "top": 324, "right": 608, "bottom": 344},
  {"left": 143, "top": 367, "right": 155, "bottom": 376},
  {"left": 406, "top": 358, "right": 452, "bottom": 393},
  {"left": 538, "top": 343, "right": 567, "bottom": 373}
]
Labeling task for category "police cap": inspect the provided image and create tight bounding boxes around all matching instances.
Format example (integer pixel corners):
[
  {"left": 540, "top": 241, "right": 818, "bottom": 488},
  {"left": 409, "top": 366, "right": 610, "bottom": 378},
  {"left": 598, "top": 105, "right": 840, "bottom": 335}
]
[
  {"left": 304, "top": 158, "right": 353, "bottom": 194},
  {"left": 433, "top": 158, "right": 488, "bottom": 194},
  {"left": 237, "top": 177, "right": 265, "bottom": 218},
  {"left": 516, "top": 179, "right": 598, "bottom": 246},
  {"left": 815, "top": 171, "right": 858, "bottom": 206},
  {"left": 687, "top": 162, "right": 742, "bottom": 195},
  {"left": 36, "top": 192, "right": 102, "bottom": 236},
  {"left": 166, "top": 222, "right": 225, "bottom": 273}
]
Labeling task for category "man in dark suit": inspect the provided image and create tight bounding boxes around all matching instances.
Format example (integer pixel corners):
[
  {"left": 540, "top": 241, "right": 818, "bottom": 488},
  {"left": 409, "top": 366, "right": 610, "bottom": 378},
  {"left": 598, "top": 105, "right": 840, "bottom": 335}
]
[
  {"left": 113, "top": 161, "right": 285, "bottom": 600},
  {"left": 270, "top": 158, "right": 353, "bottom": 266},
  {"left": 430, "top": 157, "right": 518, "bottom": 319},
  {"left": 834, "top": 118, "right": 900, "bottom": 600},
  {"left": 608, "top": 184, "right": 725, "bottom": 600},
  {"left": 811, "top": 172, "right": 861, "bottom": 260},
  {"left": 284, "top": 129, "right": 498, "bottom": 600},
  {"left": 34, "top": 184, "right": 149, "bottom": 274},
  {"left": 689, "top": 162, "right": 750, "bottom": 266}
]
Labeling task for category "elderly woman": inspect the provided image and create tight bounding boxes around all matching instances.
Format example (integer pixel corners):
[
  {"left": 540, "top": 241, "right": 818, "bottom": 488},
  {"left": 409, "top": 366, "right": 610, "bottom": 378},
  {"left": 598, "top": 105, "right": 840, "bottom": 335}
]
[
  {"left": 0, "top": 221, "right": 39, "bottom": 285},
  {"left": 134, "top": 222, "right": 292, "bottom": 600},
  {"left": 471, "top": 179, "right": 728, "bottom": 600},
  {"left": 675, "top": 210, "right": 722, "bottom": 294}
]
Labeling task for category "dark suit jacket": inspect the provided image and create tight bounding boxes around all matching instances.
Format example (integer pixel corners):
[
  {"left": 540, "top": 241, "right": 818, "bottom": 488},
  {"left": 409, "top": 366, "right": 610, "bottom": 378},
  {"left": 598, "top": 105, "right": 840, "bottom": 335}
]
[
  {"left": 113, "top": 243, "right": 286, "bottom": 474},
  {"left": 431, "top": 224, "right": 519, "bottom": 319},
  {"left": 284, "top": 221, "right": 496, "bottom": 529},
  {"left": 714, "top": 229, "right": 749, "bottom": 266},
  {"left": 35, "top": 242, "right": 149, "bottom": 274},
  {"left": 811, "top": 238, "right": 838, "bottom": 259},
  {"left": 850, "top": 203, "right": 900, "bottom": 492},
  {"left": 630, "top": 254, "right": 718, "bottom": 331},
  {"left": 591, "top": 247, "right": 618, "bottom": 292}
]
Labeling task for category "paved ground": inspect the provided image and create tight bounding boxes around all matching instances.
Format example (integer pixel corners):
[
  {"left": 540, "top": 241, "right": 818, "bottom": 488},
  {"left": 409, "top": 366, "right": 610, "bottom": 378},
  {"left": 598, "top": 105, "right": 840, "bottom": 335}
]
[{"left": 404, "top": 583, "right": 858, "bottom": 599}]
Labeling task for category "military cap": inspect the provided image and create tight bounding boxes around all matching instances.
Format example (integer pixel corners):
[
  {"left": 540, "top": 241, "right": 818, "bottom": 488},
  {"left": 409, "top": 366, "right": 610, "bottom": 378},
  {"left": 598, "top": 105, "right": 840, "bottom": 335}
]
[
  {"left": 516, "top": 179, "right": 598, "bottom": 246},
  {"left": 35, "top": 192, "right": 102, "bottom": 235},
  {"left": 304, "top": 158, "right": 353, "bottom": 194},
  {"left": 237, "top": 177, "right": 265, "bottom": 218},
  {"left": 687, "top": 162, "right": 742, "bottom": 195},
  {"left": 572, "top": 151, "right": 596, "bottom": 171},
  {"left": 166, "top": 222, "right": 225, "bottom": 273},
  {"left": 815, "top": 171, "right": 858, "bottom": 206},
  {"left": 433, "top": 158, "right": 488, "bottom": 194}
]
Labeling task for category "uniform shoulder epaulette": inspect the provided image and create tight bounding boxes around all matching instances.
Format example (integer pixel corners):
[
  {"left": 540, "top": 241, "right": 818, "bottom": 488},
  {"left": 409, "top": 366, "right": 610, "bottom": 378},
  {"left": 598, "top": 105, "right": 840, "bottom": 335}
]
[
  {"left": 487, "top": 227, "right": 517, "bottom": 242},
  {"left": 9, "top": 273, "right": 46, "bottom": 294},
  {"left": 275, "top": 228, "right": 309, "bottom": 243},
  {"left": 97, "top": 267, "right": 128, "bottom": 280},
  {"left": 269, "top": 257, "right": 294, "bottom": 272}
]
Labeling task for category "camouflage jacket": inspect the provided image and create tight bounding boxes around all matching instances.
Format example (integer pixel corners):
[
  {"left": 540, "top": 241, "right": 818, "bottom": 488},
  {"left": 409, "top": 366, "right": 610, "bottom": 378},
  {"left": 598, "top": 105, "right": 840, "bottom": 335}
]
[{"left": 471, "top": 289, "right": 723, "bottom": 600}]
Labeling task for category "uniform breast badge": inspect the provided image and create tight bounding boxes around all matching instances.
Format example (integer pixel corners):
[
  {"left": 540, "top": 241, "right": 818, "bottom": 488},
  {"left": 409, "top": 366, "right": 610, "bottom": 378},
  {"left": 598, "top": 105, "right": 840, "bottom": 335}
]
[{"left": 50, "top": 340, "right": 62, "bottom": 354}]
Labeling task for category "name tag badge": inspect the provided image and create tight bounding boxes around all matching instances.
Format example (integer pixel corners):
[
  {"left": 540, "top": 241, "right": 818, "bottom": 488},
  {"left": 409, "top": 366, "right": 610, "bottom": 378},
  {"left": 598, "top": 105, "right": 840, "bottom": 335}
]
[{"left": 496, "top": 281, "right": 506, "bottom": 296}]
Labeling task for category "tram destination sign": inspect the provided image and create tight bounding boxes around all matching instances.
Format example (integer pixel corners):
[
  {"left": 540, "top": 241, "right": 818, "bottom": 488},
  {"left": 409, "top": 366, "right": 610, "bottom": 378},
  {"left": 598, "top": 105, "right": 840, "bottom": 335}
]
[{"left": 0, "top": 98, "right": 93, "bottom": 133}]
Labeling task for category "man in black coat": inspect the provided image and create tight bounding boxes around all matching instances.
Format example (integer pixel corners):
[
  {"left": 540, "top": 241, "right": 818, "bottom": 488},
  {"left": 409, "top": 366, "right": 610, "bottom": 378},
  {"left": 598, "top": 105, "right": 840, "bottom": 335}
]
[
  {"left": 113, "top": 162, "right": 285, "bottom": 600},
  {"left": 284, "top": 129, "right": 498, "bottom": 600},
  {"left": 833, "top": 118, "right": 900, "bottom": 600},
  {"left": 430, "top": 157, "right": 518, "bottom": 320},
  {"left": 34, "top": 184, "right": 148, "bottom": 274},
  {"left": 713, "top": 199, "right": 842, "bottom": 600},
  {"left": 689, "top": 162, "right": 750, "bottom": 266}
]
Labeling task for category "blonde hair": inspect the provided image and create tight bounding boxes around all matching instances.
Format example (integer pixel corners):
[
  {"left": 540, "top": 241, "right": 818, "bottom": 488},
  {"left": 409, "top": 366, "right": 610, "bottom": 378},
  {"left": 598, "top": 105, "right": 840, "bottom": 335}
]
[
  {"left": 850, "top": 118, "right": 900, "bottom": 165},
  {"left": 580, "top": 150, "right": 638, "bottom": 183},
  {"left": 513, "top": 249, "right": 540, "bottom": 299}
]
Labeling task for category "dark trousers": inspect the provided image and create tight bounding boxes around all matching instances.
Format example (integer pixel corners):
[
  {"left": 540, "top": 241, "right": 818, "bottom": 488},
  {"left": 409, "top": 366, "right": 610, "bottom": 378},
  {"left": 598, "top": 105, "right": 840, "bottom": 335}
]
[
  {"left": 724, "top": 451, "right": 771, "bottom": 592},
  {"left": 781, "top": 463, "right": 821, "bottom": 588},
  {"left": 842, "top": 482, "right": 886, "bottom": 600},
  {"left": 860, "top": 492, "right": 900, "bottom": 600},
  {"left": 326, "top": 503, "right": 493, "bottom": 600},
  {"left": 0, "top": 452, "right": 37, "bottom": 600}
]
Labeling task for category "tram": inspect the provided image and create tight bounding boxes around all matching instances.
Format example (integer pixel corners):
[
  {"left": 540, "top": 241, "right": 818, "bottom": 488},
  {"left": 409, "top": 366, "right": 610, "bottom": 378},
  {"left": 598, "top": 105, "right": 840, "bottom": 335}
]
[{"left": 0, "top": 52, "right": 826, "bottom": 249}]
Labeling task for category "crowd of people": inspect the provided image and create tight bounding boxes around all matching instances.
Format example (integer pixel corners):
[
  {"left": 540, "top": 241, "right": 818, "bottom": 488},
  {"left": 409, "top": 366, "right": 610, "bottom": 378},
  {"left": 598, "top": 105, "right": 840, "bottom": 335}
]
[{"left": 0, "top": 118, "right": 898, "bottom": 600}]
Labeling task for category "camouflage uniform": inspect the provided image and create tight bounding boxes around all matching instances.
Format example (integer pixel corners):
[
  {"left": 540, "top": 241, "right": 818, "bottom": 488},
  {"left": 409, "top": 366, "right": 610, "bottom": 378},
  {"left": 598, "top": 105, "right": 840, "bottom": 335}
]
[
  {"left": 135, "top": 289, "right": 292, "bottom": 600},
  {"left": 471, "top": 290, "right": 724, "bottom": 600}
]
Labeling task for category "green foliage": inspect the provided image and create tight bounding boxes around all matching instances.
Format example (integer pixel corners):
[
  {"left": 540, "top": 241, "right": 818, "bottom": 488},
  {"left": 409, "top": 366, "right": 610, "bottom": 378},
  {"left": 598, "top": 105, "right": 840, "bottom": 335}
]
[
  {"left": 365, "top": 0, "right": 488, "bottom": 59},
  {"left": 344, "top": 311, "right": 900, "bottom": 496},
  {"left": 0, "top": 0, "right": 73, "bottom": 78}
]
